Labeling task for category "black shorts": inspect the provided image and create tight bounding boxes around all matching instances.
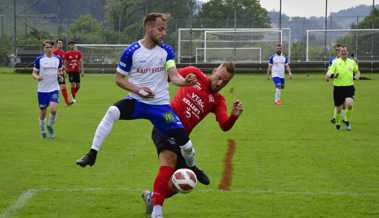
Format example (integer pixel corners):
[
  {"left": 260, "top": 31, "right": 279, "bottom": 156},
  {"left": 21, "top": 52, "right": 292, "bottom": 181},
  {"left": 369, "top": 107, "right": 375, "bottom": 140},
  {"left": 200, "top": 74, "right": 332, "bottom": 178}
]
[
  {"left": 333, "top": 86, "right": 355, "bottom": 106},
  {"left": 151, "top": 127, "right": 188, "bottom": 169},
  {"left": 57, "top": 74, "right": 66, "bottom": 85},
  {"left": 67, "top": 72, "right": 80, "bottom": 83}
]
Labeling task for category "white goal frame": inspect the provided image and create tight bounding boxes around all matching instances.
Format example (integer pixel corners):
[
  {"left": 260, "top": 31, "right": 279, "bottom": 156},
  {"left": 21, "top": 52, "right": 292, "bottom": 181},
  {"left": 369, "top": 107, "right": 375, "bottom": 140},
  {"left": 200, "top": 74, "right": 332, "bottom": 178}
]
[
  {"left": 178, "top": 28, "right": 291, "bottom": 64},
  {"left": 195, "top": 47, "right": 262, "bottom": 64}
]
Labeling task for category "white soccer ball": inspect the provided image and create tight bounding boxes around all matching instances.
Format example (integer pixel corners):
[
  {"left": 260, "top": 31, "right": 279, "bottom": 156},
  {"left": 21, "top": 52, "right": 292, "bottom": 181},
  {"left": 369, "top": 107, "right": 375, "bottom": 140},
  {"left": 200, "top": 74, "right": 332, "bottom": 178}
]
[{"left": 171, "top": 168, "right": 197, "bottom": 193}]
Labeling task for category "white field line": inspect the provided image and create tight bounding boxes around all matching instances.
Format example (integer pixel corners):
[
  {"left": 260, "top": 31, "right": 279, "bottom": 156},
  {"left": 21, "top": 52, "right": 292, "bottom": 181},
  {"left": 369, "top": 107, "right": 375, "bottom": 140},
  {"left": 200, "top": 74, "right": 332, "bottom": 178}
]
[
  {"left": 0, "top": 189, "right": 37, "bottom": 218},
  {"left": 38, "top": 187, "right": 379, "bottom": 197},
  {"left": 1, "top": 187, "right": 377, "bottom": 218}
]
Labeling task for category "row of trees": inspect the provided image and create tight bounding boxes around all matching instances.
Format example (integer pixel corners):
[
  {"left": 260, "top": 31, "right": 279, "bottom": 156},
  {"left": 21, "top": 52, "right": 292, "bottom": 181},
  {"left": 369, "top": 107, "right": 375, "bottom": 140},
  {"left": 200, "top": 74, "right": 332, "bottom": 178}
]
[{"left": 0, "top": 0, "right": 271, "bottom": 65}]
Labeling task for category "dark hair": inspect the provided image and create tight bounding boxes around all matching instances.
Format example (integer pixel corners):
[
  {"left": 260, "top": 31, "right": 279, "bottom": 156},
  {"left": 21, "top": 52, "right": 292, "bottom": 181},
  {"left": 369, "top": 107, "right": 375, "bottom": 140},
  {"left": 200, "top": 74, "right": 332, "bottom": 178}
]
[
  {"left": 42, "top": 40, "right": 54, "bottom": 47},
  {"left": 222, "top": 62, "right": 235, "bottom": 75},
  {"left": 277, "top": 43, "right": 282, "bottom": 47},
  {"left": 335, "top": 43, "right": 342, "bottom": 48},
  {"left": 68, "top": 40, "right": 76, "bottom": 45},
  {"left": 143, "top": 12, "right": 169, "bottom": 27},
  {"left": 56, "top": 39, "right": 64, "bottom": 43}
]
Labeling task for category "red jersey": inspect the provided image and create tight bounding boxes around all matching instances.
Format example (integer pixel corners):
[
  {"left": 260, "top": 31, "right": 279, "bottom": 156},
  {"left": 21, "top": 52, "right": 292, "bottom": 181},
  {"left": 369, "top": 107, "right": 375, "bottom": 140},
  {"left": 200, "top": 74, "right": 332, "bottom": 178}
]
[
  {"left": 65, "top": 50, "right": 82, "bottom": 73},
  {"left": 52, "top": 48, "right": 65, "bottom": 59},
  {"left": 171, "top": 66, "right": 238, "bottom": 134}
]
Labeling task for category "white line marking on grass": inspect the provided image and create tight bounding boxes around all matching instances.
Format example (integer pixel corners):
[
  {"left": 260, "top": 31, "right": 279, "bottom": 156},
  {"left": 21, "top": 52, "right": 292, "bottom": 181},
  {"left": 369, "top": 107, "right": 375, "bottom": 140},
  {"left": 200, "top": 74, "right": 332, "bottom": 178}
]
[
  {"left": 0, "top": 189, "right": 37, "bottom": 218},
  {"left": 36, "top": 187, "right": 378, "bottom": 197},
  {"left": 199, "top": 189, "right": 379, "bottom": 197},
  {"left": 1, "top": 187, "right": 375, "bottom": 218}
]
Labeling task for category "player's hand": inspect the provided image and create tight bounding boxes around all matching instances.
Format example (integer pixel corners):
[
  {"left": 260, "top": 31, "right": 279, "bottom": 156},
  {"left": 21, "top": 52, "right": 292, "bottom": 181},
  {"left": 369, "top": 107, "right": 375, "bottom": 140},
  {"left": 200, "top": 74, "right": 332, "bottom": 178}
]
[
  {"left": 137, "top": 87, "right": 155, "bottom": 98},
  {"left": 232, "top": 100, "right": 243, "bottom": 116},
  {"left": 354, "top": 74, "right": 360, "bottom": 80},
  {"left": 288, "top": 73, "right": 293, "bottom": 79},
  {"left": 37, "top": 75, "right": 43, "bottom": 81},
  {"left": 184, "top": 73, "right": 197, "bottom": 85}
]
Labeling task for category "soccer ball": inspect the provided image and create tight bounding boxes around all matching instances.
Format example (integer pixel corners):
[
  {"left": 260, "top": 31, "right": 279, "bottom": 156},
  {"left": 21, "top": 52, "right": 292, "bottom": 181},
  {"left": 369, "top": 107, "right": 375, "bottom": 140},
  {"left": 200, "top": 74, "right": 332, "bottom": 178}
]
[{"left": 171, "top": 168, "right": 197, "bottom": 193}]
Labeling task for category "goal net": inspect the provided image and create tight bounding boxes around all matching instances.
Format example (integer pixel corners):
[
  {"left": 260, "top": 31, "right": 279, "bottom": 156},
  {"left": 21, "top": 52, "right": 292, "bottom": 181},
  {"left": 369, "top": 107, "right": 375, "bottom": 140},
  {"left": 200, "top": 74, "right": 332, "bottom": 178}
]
[
  {"left": 195, "top": 47, "right": 262, "bottom": 64},
  {"left": 306, "top": 29, "right": 379, "bottom": 62},
  {"left": 178, "top": 28, "right": 291, "bottom": 64},
  {"left": 76, "top": 44, "right": 129, "bottom": 71}
]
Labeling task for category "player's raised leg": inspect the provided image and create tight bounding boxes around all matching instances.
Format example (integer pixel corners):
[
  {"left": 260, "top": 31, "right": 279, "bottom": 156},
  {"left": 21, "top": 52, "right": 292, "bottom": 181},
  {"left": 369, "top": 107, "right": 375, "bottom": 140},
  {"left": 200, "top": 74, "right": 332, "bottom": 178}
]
[{"left": 76, "top": 105, "right": 120, "bottom": 167}]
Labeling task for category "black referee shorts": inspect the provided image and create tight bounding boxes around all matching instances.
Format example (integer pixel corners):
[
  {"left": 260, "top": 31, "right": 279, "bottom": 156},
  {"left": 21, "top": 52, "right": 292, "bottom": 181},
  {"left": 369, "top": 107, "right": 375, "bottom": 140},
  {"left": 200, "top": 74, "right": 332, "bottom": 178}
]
[
  {"left": 333, "top": 85, "right": 355, "bottom": 106},
  {"left": 151, "top": 127, "right": 187, "bottom": 169}
]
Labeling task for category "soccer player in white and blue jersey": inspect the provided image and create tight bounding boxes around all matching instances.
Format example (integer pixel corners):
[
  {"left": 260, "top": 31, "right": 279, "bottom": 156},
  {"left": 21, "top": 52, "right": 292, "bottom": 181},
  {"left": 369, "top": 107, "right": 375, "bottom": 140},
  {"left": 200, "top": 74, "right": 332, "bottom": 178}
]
[
  {"left": 32, "top": 40, "right": 63, "bottom": 138},
  {"left": 267, "top": 44, "right": 293, "bottom": 105},
  {"left": 75, "top": 13, "right": 199, "bottom": 218}
]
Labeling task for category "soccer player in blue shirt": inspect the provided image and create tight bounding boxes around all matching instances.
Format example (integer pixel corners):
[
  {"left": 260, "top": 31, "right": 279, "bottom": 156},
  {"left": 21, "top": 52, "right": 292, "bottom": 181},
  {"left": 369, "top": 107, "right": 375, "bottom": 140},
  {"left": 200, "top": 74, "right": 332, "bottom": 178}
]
[
  {"left": 75, "top": 13, "right": 205, "bottom": 218},
  {"left": 266, "top": 44, "right": 293, "bottom": 105},
  {"left": 32, "top": 40, "right": 63, "bottom": 138}
]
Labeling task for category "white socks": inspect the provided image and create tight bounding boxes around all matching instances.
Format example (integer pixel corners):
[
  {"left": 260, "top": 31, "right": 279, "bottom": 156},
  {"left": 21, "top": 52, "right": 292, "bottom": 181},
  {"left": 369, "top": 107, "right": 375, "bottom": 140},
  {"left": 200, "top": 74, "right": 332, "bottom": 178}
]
[
  {"left": 48, "top": 113, "right": 57, "bottom": 127},
  {"left": 151, "top": 205, "right": 163, "bottom": 218},
  {"left": 180, "top": 140, "right": 196, "bottom": 167},
  {"left": 39, "top": 119, "right": 46, "bottom": 133},
  {"left": 91, "top": 106, "right": 120, "bottom": 151},
  {"left": 275, "top": 88, "right": 281, "bottom": 101}
]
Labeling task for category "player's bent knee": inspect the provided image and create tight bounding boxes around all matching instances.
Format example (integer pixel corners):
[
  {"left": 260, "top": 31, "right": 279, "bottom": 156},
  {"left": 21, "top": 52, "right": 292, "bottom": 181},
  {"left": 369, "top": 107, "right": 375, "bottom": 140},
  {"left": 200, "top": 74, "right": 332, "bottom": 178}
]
[
  {"left": 167, "top": 128, "right": 190, "bottom": 146},
  {"left": 159, "top": 150, "right": 178, "bottom": 167},
  {"left": 345, "top": 98, "right": 354, "bottom": 107},
  {"left": 106, "top": 105, "right": 121, "bottom": 121}
]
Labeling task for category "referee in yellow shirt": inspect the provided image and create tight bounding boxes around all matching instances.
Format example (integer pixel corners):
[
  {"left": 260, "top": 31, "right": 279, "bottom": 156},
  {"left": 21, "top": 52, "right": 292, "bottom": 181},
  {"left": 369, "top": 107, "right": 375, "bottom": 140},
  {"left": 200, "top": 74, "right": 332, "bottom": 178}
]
[{"left": 325, "top": 46, "right": 360, "bottom": 130}]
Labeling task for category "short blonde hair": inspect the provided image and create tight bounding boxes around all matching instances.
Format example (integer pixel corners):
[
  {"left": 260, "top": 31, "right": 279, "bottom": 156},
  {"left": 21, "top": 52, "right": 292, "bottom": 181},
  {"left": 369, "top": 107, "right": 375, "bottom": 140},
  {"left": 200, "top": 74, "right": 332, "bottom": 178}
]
[
  {"left": 42, "top": 40, "right": 54, "bottom": 47},
  {"left": 143, "top": 12, "right": 169, "bottom": 27},
  {"left": 222, "top": 62, "right": 235, "bottom": 75}
]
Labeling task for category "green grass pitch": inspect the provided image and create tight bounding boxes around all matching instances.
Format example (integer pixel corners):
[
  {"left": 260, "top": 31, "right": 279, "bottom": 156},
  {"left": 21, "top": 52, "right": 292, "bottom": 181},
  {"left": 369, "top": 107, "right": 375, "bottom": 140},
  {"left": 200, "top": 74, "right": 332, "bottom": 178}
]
[{"left": 0, "top": 71, "right": 378, "bottom": 218}]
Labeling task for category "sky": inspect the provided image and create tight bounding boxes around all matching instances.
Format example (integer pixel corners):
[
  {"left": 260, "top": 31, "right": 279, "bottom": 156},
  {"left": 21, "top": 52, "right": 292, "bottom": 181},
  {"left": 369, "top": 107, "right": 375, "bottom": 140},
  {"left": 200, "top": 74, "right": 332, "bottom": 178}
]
[{"left": 259, "top": 0, "right": 376, "bottom": 17}]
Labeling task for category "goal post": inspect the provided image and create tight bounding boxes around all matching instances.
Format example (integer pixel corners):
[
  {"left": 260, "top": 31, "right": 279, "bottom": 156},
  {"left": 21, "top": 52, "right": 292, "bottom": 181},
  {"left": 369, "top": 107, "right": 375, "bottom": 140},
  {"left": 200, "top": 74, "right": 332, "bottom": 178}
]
[
  {"left": 195, "top": 47, "right": 262, "bottom": 64},
  {"left": 178, "top": 28, "right": 291, "bottom": 64},
  {"left": 76, "top": 44, "right": 129, "bottom": 64}
]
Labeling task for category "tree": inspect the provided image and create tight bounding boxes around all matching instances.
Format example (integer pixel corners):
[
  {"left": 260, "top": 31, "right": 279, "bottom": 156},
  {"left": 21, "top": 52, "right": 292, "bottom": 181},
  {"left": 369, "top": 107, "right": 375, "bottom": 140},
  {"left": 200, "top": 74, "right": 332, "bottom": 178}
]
[
  {"left": 195, "top": 0, "right": 271, "bottom": 28},
  {"left": 67, "top": 15, "right": 104, "bottom": 43},
  {"left": 336, "top": 8, "right": 379, "bottom": 60},
  {"left": 104, "top": 0, "right": 197, "bottom": 44}
]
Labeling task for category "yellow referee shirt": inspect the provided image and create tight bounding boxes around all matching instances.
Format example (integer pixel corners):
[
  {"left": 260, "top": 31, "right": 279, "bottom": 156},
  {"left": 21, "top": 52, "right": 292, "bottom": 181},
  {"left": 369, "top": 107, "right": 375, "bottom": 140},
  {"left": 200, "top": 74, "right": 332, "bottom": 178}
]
[{"left": 329, "top": 58, "right": 359, "bottom": 87}]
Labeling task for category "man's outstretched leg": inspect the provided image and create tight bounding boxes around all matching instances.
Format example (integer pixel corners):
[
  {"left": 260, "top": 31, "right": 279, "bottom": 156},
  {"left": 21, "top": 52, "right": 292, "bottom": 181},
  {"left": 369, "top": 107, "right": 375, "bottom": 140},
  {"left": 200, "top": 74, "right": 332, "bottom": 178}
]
[
  {"left": 171, "top": 129, "right": 210, "bottom": 185},
  {"left": 76, "top": 106, "right": 120, "bottom": 167},
  {"left": 151, "top": 150, "right": 176, "bottom": 218}
]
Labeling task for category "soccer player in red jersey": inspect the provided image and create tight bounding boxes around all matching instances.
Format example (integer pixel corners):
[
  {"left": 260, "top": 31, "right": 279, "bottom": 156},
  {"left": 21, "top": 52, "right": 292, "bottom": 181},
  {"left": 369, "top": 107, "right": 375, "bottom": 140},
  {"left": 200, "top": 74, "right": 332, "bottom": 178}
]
[
  {"left": 65, "top": 41, "right": 83, "bottom": 102},
  {"left": 52, "top": 39, "right": 73, "bottom": 106},
  {"left": 142, "top": 62, "right": 244, "bottom": 217}
]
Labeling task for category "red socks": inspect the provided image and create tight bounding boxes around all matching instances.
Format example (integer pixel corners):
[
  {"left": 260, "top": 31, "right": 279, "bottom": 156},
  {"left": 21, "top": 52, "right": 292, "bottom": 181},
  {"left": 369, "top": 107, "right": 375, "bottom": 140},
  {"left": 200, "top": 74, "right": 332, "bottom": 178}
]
[
  {"left": 61, "top": 87, "right": 69, "bottom": 104},
  {"left": 71, "top": 86, "right": 79, "bottom": 99},
  {"left": 152, "top": 166, "right": 175, "bottom": 206}
]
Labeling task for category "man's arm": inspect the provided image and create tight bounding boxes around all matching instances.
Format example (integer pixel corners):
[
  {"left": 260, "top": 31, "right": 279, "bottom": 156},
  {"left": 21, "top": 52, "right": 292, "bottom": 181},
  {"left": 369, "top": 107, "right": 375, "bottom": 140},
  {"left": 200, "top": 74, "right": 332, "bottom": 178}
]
[
  {"left": 286, "top": 64, "right": 293, "bottom": 79},
  {"left": 115, "top": 72, "right": 154, "bottom": 98},
  {"left": 32, "top": 69, "right": 42, "bottom": 81},
  {"left": 214, "top": 97, "right": 243, "bottom": 131},
  {"left": 325, "top": 61, "right": 337, "bottom": 82},
  {"left": 354, "top": 70, "right": 361, "bottom": 80},
  {"left": 353, "top": 61, "right": 360, "bottom": 80},
  {"left": 32, "top": 58, "right": 42, "bottom": 81},
  {"left": 167, "top": 65, "right": 197, "bottom": 86},
  {"left": 266, "top": 64, "right": 272, "bottom": 80}
]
